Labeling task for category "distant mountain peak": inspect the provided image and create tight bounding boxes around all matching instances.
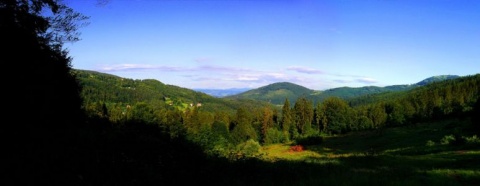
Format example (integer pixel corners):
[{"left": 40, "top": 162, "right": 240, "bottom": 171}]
[
  {"left": 225, "top": 75, "right": 463, "bottom": 106},
  {"left": 257, "top": 82, "right": 312, "bottom": 90},
  {"left": 415, "top": 75, "right": 460, "bottom": 86},
  {"left": 225, "top": 82, "right": 313, "bottom": 105}
]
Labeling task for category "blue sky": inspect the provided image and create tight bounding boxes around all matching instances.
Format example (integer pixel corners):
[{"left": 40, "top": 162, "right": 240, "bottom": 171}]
[{"left": 64, "top": 0, "right": 480, "bottom": 90}]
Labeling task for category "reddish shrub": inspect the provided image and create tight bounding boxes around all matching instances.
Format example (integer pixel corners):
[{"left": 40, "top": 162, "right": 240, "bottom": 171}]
[{"left": 289, "top": 145, "right": 304, "bottom": 152}]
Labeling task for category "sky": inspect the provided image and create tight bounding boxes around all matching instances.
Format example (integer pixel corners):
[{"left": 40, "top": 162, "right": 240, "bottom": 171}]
[{"left": 63, "top": 0, "right": 480, "bottom": 90}]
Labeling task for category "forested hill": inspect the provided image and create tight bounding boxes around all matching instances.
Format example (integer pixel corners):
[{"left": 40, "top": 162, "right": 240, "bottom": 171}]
[
  {"left": 74, "top": 69, "right": 272, "bottom": 114},
  {"left": 306, "top": 84, "right": 415, "bottom": 105},
  {"left": 415, "top": 75, "right": 460, "bottom": 86},
  {"left": 225, "top": 82, "right": 314, "bottom": 105},
  {"left": 227, "top": 75, "right": 461, "bottom": 105},
  {"left": 76, "top": 69, "right": 465, "bottom": 111},
  {"left": 347, "top": 74, "right": 470, "bottom": 107}
]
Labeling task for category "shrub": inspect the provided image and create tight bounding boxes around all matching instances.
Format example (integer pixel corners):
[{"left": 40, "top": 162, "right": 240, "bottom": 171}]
[
  {"left": 290, "top": 145, "right": 304, "bottom": 152},
  {"left": 440, "top": 135, "right": 456, "bottom": 145},
  {"left": 426, "top": 140, "right": 436, "bottom": 147},
  {"left": 440, "top": 134, "right": 466, "bottom": 146},
  {"left": 263, "top": 128, "right": 284, "bottom": 145},
  {"left": 208, "top": 136, "right": 234, "bottom": 157},
  {"left": 464, "top": 135, "right": 480, "bottom": 144},
  {"left": 235, "top": 139, "right": 262, "bottom": 159}
]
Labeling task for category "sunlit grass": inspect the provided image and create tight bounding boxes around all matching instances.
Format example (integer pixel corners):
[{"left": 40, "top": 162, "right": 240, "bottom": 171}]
[
  {"left": 261, "top": 143, "right": 358, "bottom": 165},
  {"left": 261, "top": 143, "right": 322, "bottom": 161},
  {"left": 255, "top": 118, "right": 480, "bottom": 185},
  {"left": 261, "top": 143, "right": 346, "bottom": 167}
]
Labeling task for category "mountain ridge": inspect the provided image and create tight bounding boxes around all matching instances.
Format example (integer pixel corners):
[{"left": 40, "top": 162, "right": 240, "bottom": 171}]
[
  {"left": 224, "top": 75, "right": 461, "bottom": 105},
  {"left": 196, "top": 75, "right": 460, "bottom": 98},
  {"left": 225, "top": 82, "right": 313, "bottom": 105},
  {"left": 76, "top": 69, "right": 462, "bottom": 107},
  {"left": 74, "top": 69, "right": 273, "bottom": 114}
]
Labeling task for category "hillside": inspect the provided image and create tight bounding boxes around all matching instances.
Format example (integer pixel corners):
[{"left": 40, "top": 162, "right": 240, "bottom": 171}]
[
  {"left": 77, "top": 71, "right": 464, "bottom": 112},
  {"left": 347, "top": 75, "right": 462, "bottom": 107},
  {"left": 227, "top": 75, "right": 461, "bottom": 105},
  {"left": 225, "top": 82, "right": 314, "bottom": 105},
  {"left": 415, "top": 75, "right": 460, "bottom": 86},
  {"left": 75, "top": 69, "right": 271, "bottom": 114},
  {"left": 306, "top": 84, "right": 416, "bottom": 104}
]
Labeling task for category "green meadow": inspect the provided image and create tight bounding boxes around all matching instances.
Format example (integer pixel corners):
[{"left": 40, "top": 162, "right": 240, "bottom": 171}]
[{"left": 244, "top": 118, "right": 480, "bottom": 185}]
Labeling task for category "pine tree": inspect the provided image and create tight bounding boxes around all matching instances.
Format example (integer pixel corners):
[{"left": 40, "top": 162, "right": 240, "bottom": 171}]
[
  {"left": 281, "top": 98, "right": 293, "bottom": 141},
  {"left": 293, "top": 97, "right": 314, "bottom": 135}
]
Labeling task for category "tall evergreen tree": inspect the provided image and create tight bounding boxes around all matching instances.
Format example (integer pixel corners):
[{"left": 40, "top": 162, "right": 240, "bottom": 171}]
[
  {"left": 231, "top": 106, "right": 257, "bottom": 144},
  {"left": 281, "top": 98, "right": 294, "bottom": 141},
  {"left": 261, "top": 106, "right": 274, "bottom": 142},
  {"left": 313, "top": 102, "right": 323, "bottom": 132},
  {"left": 293, "top": 97, "right": 314, "bottom": 135}
]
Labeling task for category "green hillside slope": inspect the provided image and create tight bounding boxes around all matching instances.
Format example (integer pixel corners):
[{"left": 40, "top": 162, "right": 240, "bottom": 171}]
[
  {"left": 227, "top": 75, "right": 461, "bottom": 106},
  {"left": 225, "top": 82, "right": 314, "bottom": 105},
  {"left": 75, "top": 69, "right": 271, "bottom": 114}
]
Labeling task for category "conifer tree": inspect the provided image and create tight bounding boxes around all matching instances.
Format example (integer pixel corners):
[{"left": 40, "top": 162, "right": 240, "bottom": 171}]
[
  {"left": 281, "top": 98, "right": 293, "bottom": 140},
  {"left": 293, "top": 97, "right": 314, "bottom": 135}
]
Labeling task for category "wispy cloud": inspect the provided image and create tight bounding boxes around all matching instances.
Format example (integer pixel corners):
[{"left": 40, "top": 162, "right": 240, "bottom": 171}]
[
  {"left": 194, "top": 57, "right": 214, "bottom": 63},
  {"left": 333, "top": 79, "right": 351, "bottom": 84},
  {"left": 180, "top": 70, "right": 308, "bottom": 89},
  {"left": 332, "top": 77, "right": 378, "bottom": 85},
  {"left": 99, "top": 64, "right": 191, "bottom": 72},
  {"left": 98, "top": 64, "right": 252, "bottom": 73},
  {"left": 185, "top": 75, "right": 224, "bottom": 82},
  {"left": 197, "top": 65, "right": 252, "bottom": 73},
  {"left": 230, "top": 73, "right": 298, "bottom": 83},
  {"left": 96, "top": 63, "right": 373, "bottom": 90},
  {"left": 356, "top": 77, "right": 378, "bottom": 84},
  {"left": 329, "top": 73, "right": 378, "bottom": 85},
  {"left": 98, "top": 63, "right": 295, "bottom": 86},
  {"left": 330, "top": 73, "right": 365, "bottom": 78},
  {"left": 287, "top": 66, "right": 323, "bottom": 74}
]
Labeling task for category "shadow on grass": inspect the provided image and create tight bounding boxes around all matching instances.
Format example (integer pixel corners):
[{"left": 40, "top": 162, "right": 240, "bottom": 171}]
[
  {"left": 206, "top": 154, "right": 479, "bottom": 186},
  {"left": 9, "top": 118, "right": 479, "bottom": 186},
  {"left": 292, "top": 119, "right": 480, "bottom": 186}
]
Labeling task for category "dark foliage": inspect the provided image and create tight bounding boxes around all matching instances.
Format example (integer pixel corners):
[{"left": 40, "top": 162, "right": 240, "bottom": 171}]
[
  {"left": 2, "top": 0, "right": 86, "bottom": 184},
  {"left": 472, "top": 97, "right": 480, "bottom": 133},
  {"left": 294, "top": 135, "right": 324, "bottom": 146}
]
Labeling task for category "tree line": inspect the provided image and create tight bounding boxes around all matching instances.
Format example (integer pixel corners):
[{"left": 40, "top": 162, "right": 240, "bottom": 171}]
[{"left": 82, "top": 73, "right": 479, "bottom": 158}]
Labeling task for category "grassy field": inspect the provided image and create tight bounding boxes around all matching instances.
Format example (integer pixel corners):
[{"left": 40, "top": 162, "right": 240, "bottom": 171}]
[{"left": 251, "top": 118, "right": 480, "bottom": 185}]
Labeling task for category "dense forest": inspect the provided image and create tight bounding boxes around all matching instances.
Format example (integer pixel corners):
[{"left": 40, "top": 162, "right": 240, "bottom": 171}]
[
  {"left": 226, "top": 75, "right": 460, "bottom": 106},
  {"left": 79, "top": 68, "right": 480, "bottom": 147},
  {"left": 4, "top": 0, "right": 480, "bottom": 185}
]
